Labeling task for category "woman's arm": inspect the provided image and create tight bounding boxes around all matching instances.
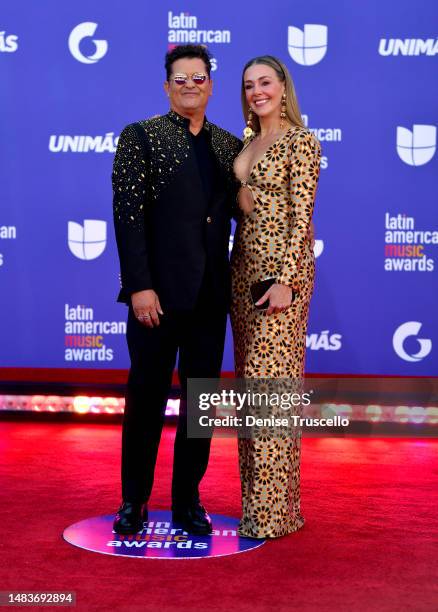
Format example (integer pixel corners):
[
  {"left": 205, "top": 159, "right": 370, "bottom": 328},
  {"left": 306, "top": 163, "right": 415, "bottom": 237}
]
[{"left": 277, "top": 130, "right": 321, "bottom": 290}]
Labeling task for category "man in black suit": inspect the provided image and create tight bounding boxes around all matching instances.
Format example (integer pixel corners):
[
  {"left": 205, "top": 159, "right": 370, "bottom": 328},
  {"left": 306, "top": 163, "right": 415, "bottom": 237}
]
[{"left": 112, "top": 45, "right": 241, "bottom": 534}]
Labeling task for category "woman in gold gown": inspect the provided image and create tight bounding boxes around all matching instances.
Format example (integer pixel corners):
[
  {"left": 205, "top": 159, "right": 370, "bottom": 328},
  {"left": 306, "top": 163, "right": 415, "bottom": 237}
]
[{"left": 231, "top": 56, "right": 321, "bottom": 538}]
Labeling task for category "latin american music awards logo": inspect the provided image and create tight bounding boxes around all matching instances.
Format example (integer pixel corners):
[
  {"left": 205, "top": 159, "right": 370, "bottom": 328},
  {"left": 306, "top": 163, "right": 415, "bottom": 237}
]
[{"left": 63, "top": 511, "right": 265, "bottom": 559}]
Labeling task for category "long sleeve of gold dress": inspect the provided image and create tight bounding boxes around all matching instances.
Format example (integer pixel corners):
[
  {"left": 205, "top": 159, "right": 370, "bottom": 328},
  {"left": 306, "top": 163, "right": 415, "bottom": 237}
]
[{"left": 230, "top": 126, "right": 321, "bottom": 538}]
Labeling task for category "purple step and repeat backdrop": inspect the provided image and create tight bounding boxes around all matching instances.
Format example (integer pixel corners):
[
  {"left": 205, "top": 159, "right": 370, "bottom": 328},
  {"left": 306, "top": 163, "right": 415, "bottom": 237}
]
[{"left": 1, "top": 1, "right": 437, "bottom": 376}]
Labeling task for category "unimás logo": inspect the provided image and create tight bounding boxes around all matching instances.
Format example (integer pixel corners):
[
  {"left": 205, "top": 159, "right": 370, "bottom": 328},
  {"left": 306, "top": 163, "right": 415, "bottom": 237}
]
[
  {"left": 68, "top": 220, "right": 107, "bottom": 260},
  {"left": 49, "top": 132, "right": 118, "bottom": 153},
  {"left": 393, "top": 321, "right": 432, "bottom": 362},
  {"left": 379, "top": 38, "right": 438, "bottom": 56},
  {"left": 397, "top": 125, "right": 436, "bottom": 166},
  {"left": 0, "top": 31, "right": 18, "bottom": 52},
  {"left": 288, "top": 24, "right": 328, "bottom": 66},
  {"left": 68, "top": 22, "right": 108, "bottom": 64},
  {"left": 307, "top": 330, "right": 341, "bottom": 351}
]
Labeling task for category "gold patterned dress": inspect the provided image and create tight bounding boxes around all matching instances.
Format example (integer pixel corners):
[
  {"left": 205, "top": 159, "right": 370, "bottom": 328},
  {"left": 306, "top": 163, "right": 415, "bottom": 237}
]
[{"left": 230, "top": 126, "right": 321, "bottom": 538}]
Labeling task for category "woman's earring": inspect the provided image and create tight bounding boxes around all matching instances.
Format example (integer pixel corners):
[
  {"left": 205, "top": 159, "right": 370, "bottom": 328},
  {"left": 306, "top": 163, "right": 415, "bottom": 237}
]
[
  {"left": 280, "top": 92, "right": 287, "bottom": 129},
  {"left": 243, "top": 107, "right": 254, "bottom": 139}
]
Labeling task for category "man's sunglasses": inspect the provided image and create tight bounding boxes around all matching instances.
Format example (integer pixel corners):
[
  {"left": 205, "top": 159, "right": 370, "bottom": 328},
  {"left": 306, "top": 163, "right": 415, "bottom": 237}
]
[{"left": 169, "top": 73, "right": 208, "bottom": 86}]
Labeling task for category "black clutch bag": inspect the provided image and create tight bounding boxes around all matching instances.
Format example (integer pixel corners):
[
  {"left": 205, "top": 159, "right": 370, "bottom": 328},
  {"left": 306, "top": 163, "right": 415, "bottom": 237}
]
[{"left": 250, "top": 277, "right": 277, "bottom": 310}]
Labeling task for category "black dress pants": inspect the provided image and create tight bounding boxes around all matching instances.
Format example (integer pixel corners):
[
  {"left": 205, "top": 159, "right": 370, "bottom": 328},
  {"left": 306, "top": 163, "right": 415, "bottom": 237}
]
[{"left": 121, "top": 282, "right": 227, "bottom": 507}]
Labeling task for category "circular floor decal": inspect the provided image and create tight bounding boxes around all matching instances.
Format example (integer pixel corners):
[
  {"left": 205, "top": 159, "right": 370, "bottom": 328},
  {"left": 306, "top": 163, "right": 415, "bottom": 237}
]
[{"left": 63, "top": 510, "right": 265, "bottom": 559}]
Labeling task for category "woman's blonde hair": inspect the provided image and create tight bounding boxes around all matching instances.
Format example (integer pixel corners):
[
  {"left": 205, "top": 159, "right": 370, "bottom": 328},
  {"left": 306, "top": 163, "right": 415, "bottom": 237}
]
[{"left": 241, "top": 55, "right": 304, "bottom": 134}]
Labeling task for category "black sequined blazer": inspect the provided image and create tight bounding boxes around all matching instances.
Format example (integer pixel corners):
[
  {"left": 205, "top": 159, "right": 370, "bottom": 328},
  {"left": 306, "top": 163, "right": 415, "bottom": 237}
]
[{"left": 112, "top": 110, "right": 242, "bottom": 309}]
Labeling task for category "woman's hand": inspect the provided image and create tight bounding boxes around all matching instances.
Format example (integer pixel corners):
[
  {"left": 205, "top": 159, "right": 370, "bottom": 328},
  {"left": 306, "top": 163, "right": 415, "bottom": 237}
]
[{"left": 255, "top": 283, "right": 293, "bottom": 315}]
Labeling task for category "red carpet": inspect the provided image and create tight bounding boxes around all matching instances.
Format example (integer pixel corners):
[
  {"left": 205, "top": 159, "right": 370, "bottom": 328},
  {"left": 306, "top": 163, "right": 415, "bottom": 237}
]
[{"left": 1, "top": 422, "right": 437, "bottom": 611}]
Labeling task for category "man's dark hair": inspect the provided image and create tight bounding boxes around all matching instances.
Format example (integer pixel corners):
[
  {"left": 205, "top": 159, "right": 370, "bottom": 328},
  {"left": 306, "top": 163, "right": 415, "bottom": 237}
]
[{"left": 165, "top": 45, "right": 212, "bottom": 80}]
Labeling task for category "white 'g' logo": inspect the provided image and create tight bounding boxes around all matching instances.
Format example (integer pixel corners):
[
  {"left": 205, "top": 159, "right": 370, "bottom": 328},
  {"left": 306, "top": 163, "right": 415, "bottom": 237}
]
[
  {"left": 68, "top": 23, "right": 108, "bottom": 64},
  {"left": 396, "top": 125, "right": 436, "bottom": 166},
  {"left": 393, "top": 321, "right": 432, "bottom": 362},
  {"left": 288, "top": 25, "right": 328, "bottom": 66}
]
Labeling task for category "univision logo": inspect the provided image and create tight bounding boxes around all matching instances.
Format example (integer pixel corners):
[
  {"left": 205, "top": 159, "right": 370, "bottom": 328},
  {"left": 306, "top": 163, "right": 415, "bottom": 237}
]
[
  {"left": 379, "top": 38, "right": 438, "bottom": 56},
  {"left": 288, "top": 25, "right": 328, "bottom": 66},
  {"left": 68, "top": 220, "right": 107, "bottom": 260},
  {"left": 68, "top": 22, "right": 108, "bottom": 64},
  {"left": 396, "top": 125, "right": 436, "bottom": 166},
  {"left": 392, "top": 321, "right": 432, "bottom": 362}
]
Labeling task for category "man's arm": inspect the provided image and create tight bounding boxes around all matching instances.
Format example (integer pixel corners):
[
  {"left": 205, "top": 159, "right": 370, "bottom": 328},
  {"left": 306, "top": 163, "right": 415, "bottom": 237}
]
[{"left": 112, "top": 124, "right": 152, "bottom": 296}]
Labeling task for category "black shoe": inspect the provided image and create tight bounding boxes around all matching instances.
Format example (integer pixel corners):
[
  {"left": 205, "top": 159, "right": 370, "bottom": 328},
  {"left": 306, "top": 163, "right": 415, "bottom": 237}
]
[
  {"left": 113, "top": 502, "right": 148, "bottom": 535},
  {"left": 172, "top": 503, "right": 213, "bottom": 535}
]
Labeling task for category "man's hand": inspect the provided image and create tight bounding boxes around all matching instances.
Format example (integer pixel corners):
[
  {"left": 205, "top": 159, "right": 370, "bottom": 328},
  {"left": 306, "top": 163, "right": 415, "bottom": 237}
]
[
  {"left": 255, "top": 283, "right": 293, "bottom": 315},
  {"left": 131, "top": 290, "right": 164, "bottom": 328}
]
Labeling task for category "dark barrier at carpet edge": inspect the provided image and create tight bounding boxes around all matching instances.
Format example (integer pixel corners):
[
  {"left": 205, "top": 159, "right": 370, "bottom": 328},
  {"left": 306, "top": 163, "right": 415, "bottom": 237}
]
[{"left": 186, "top": 377, "right": 438, "bottom": 439}]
